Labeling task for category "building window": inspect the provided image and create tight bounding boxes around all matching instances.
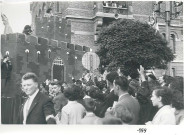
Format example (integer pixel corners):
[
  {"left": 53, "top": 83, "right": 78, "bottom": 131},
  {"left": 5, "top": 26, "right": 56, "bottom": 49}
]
[
  {"left": 56, "top": 2, "right": 60, "bottom": 12},
  {"left": 103, "top": 1, "right": 127, "bottom": 8},
  {"left": 25, "top": 49, "right": 29, "bottom": 62},
  {"left": 5, "top": 51, "right": 9, "bottom": 56},
  {"left": 172, "top": 68, "right": 176, "bottom": 77},
  {"left": 37, "top": 51, "right": 41, "bottom": 63},
  {"left": 42, "top": 2, "right": 46, "bottom": 10},
  {"left": 162, "top": 33, "right": 166, "bottom": 39},
  {"left": 171, "top": 34, "right": 176, "bottom": 54},
  {"left": 48, "top": 49, "right": 51, "bottom": 59},
  {"left": 38, "top": 8, "right": 42, "bottom": 17}
]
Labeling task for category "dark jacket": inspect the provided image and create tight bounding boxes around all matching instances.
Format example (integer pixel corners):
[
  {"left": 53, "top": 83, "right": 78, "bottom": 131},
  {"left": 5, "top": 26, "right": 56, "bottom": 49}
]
[
  {"left": 1, "top": 61, "right": 12, "bottom": 79},
  {"left": 136, "top": 81, "right": 159, "bottom": 124},
  {"left": 17, "top": 92, "right": 56, "bottom": 124},
  {"left": 95, "top": 90, "right": 118, "bottom": 118},
  {"left": 53, "top": 92, "right": 68, "bottom": 114}
]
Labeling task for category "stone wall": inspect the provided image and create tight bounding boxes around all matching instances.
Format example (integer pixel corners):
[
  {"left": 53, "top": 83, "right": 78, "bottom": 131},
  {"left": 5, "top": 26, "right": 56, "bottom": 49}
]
[{"left": 1, "top": 33, "right": 90, "bottom": 97}]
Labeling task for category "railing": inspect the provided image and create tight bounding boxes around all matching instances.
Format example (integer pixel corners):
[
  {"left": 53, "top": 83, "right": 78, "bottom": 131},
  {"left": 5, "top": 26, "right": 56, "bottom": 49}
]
[
  {"left": 103, "top": 6, "right": 128, "bottom": 15},
  {"left": 94, "top": 3, "right": 128, "bottom": 16}
]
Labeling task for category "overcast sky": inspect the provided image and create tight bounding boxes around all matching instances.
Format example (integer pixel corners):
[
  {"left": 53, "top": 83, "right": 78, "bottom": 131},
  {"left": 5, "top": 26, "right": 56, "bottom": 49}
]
[
  {"left": 0, "top": 0, "right": 117, "bottom": 34},
  {"left": 0, "top": 1, "right": 32, "bottom": 34}
]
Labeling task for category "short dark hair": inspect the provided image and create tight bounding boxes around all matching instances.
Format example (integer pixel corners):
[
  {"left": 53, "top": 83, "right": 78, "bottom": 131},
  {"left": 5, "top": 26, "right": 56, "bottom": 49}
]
[
  {"left": 172, "top": 90, "right": 184, "bottom": 110},
  {"left": 169, "top": 76, "right": 183, "bottom": 93},
  {"left": 24, "top": 25, "right": 31, "bottom": 29},
  {"left": 87, "top": 85, "right": 99, "bottom": 98},
  {"left": 46, "top": 8, "right": 52, "bottom": 13},
  {"left": 163, "top": 75, "right": 174, "bottom": 86},
  {"left": 63, "top": 84, "right": 82, "bottom": 101},
  {"left": 114, "top": 76, "right": 129, "bottom": 91},
  {"left": 50, "top": 80, "right": 61, "bottom": 86},
  {"left": 22, "top": 72, "right": 38, "bottom": 83},
  {"left": 148, "top": 74, "right": 157, "bottom": 81},
  {"left": 83, "top": 98, "right": 95, "bottom": 112},
  {"left": 129, "top": 71, "right": 139, "bottom": 79},
  {"left": 106, "top": 71, "right": 119, "bottom": 84},
  {"left": 76, "top": 80, "right": 82, "bottom": 85},
  {"left": 154, "top": 87, "right": 172, "bottom": 105}
]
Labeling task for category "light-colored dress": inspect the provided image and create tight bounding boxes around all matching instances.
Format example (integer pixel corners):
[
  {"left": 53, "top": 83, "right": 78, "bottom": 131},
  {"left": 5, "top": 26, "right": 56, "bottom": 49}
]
[
  {"left": 79, "top": 112, "right": 101, "bottom": 124},
  {"left": 146, "top": 105, "right": 176, "bottom": 125},
  {"left": 175, "top": 109, "right": 184, "bottom": 125},
  {"left": 60, "top": 101, "right": 85, "bottom": 124}
]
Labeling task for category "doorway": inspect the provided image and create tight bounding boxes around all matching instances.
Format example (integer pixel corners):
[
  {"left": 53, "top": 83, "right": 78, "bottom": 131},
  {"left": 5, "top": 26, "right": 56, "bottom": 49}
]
[{"left": 52, "top": 57, "right": 64, "bottom": 83}]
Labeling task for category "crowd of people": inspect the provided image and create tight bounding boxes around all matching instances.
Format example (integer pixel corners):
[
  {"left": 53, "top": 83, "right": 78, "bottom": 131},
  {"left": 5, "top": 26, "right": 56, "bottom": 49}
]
[{"left": 17, "top": 65, "right": 184, "bottom": 125}]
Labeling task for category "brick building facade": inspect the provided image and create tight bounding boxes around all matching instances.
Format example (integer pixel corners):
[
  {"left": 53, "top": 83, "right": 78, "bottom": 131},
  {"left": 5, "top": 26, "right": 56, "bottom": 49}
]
[
  {"left": 1, "top": 32, "right": 90, "bottom": 97},
  {"left": 0, "top": 1, "right": 183, "bottom": 124},
  {"left": 1, "top": 1, "right": 183, "bottom": 97},
  {"left": 30, "top": 1, "right": 183, "bottom": 77}
]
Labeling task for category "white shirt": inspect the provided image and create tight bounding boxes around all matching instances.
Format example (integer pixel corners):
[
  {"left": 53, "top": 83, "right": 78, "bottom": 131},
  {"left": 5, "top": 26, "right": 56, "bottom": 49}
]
[
  {"left": 79, "top": 112, "right": 100, "bottom": 124},
  {"left": 60, "top": 101, "right": 85, "bottom": 124},
  {"left": 179, "top": 118, "right": 184, "bottom": 125},
  {"left": 23, "top": 89, "right": 39, "bottom": 124},
  {"left": 145, "top": 105, "right": 176, "bottom": 125}
]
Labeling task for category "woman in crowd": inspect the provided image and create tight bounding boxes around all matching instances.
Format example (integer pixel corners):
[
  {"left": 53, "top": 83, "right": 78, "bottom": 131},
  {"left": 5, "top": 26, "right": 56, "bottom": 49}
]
[
  {"left": 146, "top": 87, "right": 175, "bottom": 125},
  {"left": 172, "top": 90, "right": 184, "bottom": 125},
  {"left": 169, "top": 76, "right": 184, "bottom": 125},
  {"left": 60, "top": 85, "right": 86, "bottom": 124},
  {"left": 169, "top": 76, "right": 183, "bottom": 93}
]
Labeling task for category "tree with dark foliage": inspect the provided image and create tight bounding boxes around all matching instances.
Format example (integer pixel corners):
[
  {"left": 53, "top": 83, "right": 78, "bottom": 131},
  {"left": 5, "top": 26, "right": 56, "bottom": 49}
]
[{"left": 96, "top": 19, "right": 175, "bottom": 76}]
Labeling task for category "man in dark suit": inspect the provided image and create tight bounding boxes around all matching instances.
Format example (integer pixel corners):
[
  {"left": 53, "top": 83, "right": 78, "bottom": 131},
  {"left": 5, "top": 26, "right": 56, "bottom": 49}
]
[
  {"left": 17, "top": 72, "right": 56, "bottom": 124},
  {"left": 95, "top": 72, "right": 119, "bottom": 118},
  {"left": 1, "top": 55, "right": 12, "bottom": 96},
  {"left": 51, "top": 80, "right": 68, "bottom": 118},
  {"left": 106, "top": 76, "right": 140, "bottom": 124}
]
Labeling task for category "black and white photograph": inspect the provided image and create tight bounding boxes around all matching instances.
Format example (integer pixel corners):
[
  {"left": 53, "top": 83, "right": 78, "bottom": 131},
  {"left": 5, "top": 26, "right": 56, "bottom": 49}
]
[{"left": 0, "top": 0, "right": 183, "bottom": 134}]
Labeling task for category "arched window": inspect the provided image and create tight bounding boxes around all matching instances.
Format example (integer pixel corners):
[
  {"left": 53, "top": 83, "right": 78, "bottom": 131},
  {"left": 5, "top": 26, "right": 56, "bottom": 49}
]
[
  {"left": 172, "top": 68, "right": 176, "bottom": 77},
  {"left": 38, "top": 8, "right": 42, "bottom": 17},
  {"left": 171, "top": 34, "right": 176, "bottom": 54},
  {"left": 56, "top": 2, "right": 60, "bottom": 12},
  {"left": 162, "top": 33, "right": 166, "bottom": 39}
]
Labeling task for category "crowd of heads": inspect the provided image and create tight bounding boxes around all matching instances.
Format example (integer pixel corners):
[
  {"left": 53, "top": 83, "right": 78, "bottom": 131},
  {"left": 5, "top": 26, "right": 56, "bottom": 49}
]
[{"left": 21, "top": 66, "right": 184, "bottom": 125}]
